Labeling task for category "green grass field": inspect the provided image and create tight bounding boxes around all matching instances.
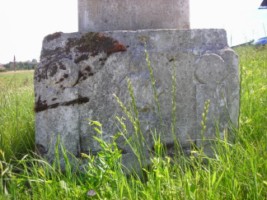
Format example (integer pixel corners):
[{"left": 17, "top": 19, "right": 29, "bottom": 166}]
[
  {"left": 0, "top": 47, "right": 266, "bottom": 199},
  {"left": 0, "top": 70, "right": 35, "bottom": 160}
]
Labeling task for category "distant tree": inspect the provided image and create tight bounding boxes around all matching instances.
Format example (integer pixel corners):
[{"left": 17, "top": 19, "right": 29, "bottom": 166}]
[
  {"left": 0, "top": 65, "right": 6, "bottom": 72},
  {"left": 32, "top": 59, "right": 38, "bottom": 64},
  {"left": 3, "top": 59, "right": 39, "bottom": 71}
]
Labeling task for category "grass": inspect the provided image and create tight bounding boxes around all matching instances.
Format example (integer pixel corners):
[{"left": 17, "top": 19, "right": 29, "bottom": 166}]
[
  {"left": 0, "top": 47, "right": 266, "bottom": 199},
  {"left": 0, "top": 70, "right": 35, "bottom": 160}
]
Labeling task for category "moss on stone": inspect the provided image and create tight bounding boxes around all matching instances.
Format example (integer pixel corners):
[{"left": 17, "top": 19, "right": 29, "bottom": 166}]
[{"left": 45, "top": 32, "right": 63, "bottom": 42}]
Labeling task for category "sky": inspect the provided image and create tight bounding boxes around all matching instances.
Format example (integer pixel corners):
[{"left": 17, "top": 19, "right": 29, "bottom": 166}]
[{"left": 0, "top": 0, "right": 266, "bottom": 64}]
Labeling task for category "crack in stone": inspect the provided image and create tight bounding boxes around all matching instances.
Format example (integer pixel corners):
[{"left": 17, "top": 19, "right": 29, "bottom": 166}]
[{"left": 35, "top": 96, "right": 90, "bottom": 113}]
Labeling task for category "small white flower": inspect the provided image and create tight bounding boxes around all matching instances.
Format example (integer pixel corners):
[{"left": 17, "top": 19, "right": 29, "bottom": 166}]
[{"left": 87, "top": 189, "right": 96, "bottom": 197}]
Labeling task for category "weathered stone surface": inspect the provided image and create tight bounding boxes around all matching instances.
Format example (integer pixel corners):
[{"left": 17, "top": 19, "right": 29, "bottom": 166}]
[
  {"left": 35, "top": 29, "right": 239, "bottom": 170},
  {"left": 78, "top": 0, "right": 190, "bottom": 32}
]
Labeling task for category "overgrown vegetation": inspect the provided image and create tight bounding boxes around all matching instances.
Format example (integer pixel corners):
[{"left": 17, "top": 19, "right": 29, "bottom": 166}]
[
  {"left": 0, "top": 47, "right": 266, "bottom": 199},
  {"left": 0, "top": 71, "right": 35, "bottom": 160}
]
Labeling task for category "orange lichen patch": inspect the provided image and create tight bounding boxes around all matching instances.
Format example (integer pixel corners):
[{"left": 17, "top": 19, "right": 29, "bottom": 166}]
[{"left": 106, "top": 43, "right": 127, "bottom": 56}]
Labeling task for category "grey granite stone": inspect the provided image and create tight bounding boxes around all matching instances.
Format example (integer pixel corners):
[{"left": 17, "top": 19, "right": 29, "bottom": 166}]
[
  {"left": 78, "top": 0, "right": 190, "bottom": 32},
  {"left": 34, "top": 29, "right": 239, "bottom": 171}
]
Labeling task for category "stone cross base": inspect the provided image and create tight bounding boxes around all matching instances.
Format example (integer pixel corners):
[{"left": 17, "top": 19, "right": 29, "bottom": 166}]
[{"left": 34, "top": 29, "right": 239, "bottom": 171}]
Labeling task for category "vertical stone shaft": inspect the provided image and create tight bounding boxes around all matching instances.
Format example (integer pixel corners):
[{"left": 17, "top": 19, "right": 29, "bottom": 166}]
[{"left": 78, "top": 0, "right": 190, "bottom": 32}]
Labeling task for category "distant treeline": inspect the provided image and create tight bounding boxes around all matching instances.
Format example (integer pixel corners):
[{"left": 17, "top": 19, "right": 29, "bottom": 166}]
[{"left": 2, "top": 59, "right": 39, "bottom": 71}]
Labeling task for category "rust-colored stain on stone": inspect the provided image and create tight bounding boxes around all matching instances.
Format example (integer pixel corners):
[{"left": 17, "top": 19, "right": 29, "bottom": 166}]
[
  {"left": 36, "top": 32, "right": 126, "bottom": 83},
  {"left": 67, "top": 32, "right": 127, "bottom": 57}
]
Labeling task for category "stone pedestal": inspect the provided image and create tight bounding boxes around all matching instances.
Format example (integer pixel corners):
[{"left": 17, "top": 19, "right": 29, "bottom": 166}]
[
  {"left": 34, "top": 29, "right": 239, "bottom": 170},
  {"left": 78, "top": 0, "right": 190, "bottom": 32}
]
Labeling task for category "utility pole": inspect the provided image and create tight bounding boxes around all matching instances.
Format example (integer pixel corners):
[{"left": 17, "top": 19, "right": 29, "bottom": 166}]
[{"left": 13, "top": 55, "right": 16, "bottom": 71}]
